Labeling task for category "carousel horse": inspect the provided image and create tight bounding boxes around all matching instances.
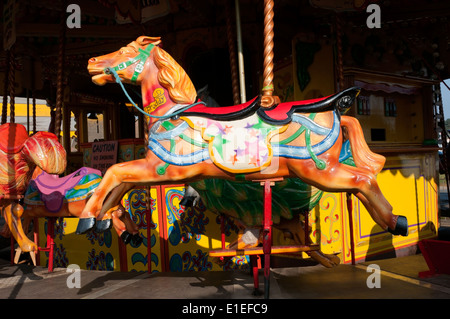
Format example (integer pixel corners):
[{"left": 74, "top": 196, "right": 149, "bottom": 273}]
[
  {"left": 0, "top": 123, "right": 66, "bottom": 252},
  {"left": 0, "top": 123, "right": 141, "bottom": 254},
  {"left": 18, "top": 167, "right": 142, "bottom": 246},
  {"left": 82, "top": 36, "right": 409, "bottom": 245},
  {"left": 1, "top": 167, "right": 142, "bottom": 255}
]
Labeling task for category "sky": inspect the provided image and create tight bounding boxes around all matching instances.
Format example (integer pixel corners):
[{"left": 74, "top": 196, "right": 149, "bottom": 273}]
[{"left": 442, "top": 79, "right": 450, "bottom": 120}]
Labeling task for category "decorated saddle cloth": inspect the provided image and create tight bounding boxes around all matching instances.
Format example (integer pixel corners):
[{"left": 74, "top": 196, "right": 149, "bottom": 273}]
[
  {"left": 149, "top": 110, "right": 340, "bottom": 174},
  {"left": 24, "top": 167, "right": 102, "bottom": 213},
  {"left": 181, "top": 114, "right": 288, "bottom": 173}
]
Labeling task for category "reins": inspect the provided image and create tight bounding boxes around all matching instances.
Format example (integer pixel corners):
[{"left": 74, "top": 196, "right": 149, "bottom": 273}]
[{"left": 104, "top": 44, "right": 205, "bottom": 120}]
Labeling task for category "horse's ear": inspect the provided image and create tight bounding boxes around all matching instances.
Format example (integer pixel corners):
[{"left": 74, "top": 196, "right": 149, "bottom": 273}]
[{"left": 136, "top": 36, "right": 161, "bottom": 47}]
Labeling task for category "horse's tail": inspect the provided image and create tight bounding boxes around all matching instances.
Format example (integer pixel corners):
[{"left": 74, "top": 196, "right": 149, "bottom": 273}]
[{"left": 340, "top": 115, "right": 385, "bottom": 175}]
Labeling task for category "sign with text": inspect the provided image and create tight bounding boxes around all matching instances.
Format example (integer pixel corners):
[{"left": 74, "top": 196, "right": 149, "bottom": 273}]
[{"left": 91, "top": 140, "right": 118, "bottom": 175}]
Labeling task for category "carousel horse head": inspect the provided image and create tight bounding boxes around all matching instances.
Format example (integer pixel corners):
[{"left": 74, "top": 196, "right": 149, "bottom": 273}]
[{"left": 88, "top": 36, "right": 197, "bottom": 108}]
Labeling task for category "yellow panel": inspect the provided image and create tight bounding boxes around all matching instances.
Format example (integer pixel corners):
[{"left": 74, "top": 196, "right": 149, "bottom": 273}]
[
  {"left": 38, "top": 217, "right": 121, "bottom": 271},
  {"left": 340, "top": 153, "right": 439, "bottom": 263}
]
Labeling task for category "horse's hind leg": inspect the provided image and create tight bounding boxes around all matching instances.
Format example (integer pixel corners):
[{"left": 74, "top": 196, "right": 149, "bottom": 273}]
[
  {"left": 275, "top": 217, "right": 340, "bottom": 268},
  {"left": 353, "top": 191, "right": 407, "bottom": 236},
  {"left": 289, "top": 161, "right": 408, "bottom": 236}
]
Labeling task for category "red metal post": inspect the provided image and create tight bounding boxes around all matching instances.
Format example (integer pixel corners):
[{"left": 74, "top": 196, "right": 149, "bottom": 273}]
[
  {"left": 47, "top": 218, "right": 55, "bottom": 272},
  {"left": 262, "top": 180, "right": 273, "bottom": 299},
  {"left": 250, "top": 255, "right": 260, "bottom": 295}
]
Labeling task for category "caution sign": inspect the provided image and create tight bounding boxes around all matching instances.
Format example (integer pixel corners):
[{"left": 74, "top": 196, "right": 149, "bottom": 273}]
[{"left": 91, "top": 140, "right": 118, "bottom": 175}]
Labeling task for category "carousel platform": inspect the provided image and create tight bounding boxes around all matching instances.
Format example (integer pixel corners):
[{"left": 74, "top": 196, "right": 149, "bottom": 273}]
[
  {"left": 0, "top": 186, "right": 448, "bottom": 303},
  {"left": 0, "top": 253, "right": 449, "bottom": 300}
]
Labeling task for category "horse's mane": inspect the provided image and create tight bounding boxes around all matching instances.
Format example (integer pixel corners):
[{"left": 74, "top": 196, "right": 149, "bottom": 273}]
[{"left": 153, "top": 45, "right": 197, "bottom": 105}]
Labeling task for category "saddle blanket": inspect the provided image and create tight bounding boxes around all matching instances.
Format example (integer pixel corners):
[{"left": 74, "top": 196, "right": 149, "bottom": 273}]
[{"left": 181, "top": 113, "right": 288, "bottom": 173}]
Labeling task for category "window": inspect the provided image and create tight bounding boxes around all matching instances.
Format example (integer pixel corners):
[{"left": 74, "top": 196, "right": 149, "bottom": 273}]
[
  {"left": 70, "top": 111, "right": 79, "bottom": 152},
  {"left": 384, "top": 98, "right": 397, "bottom": 117},
  {"left": 87, "top": 111, "right": 104, "bottom": 142},
  {"left": 357, "top": 95, "right": 370, "bottom": 115}
]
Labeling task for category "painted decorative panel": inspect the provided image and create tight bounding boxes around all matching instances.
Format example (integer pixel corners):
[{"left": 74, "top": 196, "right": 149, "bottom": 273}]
[
  {"left": 122, "top": 187, "right": 162, "bottom": 273},
  {"left": 38, "top": 217, "right": 120, "bottom": 271},
  {"left": 161, "top": 185, "right": 249, "bottom": 272}
]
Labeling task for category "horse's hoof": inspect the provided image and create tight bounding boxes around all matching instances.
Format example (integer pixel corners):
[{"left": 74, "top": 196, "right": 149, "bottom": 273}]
[
  {"left": 95, "top": 219, "right": 112, "bottom": 233},
  {"left": 180, "top": 196, "right": 196, "bottom": 207},
  {"left": 388, "top": 215, "right": 409, "bottom": 236},
  {"left": 76, "top": 218, "right": 95, "bottom": 234},
  {"left": 121, "top": 231, "right": 132, "bottom": 244},
  {"left": 131, "top": 234, "right": 143, "bottom": 246}
]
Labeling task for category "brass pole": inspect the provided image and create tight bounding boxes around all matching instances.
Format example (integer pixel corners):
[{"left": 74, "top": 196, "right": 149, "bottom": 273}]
[{"left": 261, "top": 0, "right": 280, "bottom": 108}]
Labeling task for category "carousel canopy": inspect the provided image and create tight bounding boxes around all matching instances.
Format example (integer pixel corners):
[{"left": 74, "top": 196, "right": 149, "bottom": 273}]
[{"left": 0, "top": 0, "right": 449, "bottom": 107}]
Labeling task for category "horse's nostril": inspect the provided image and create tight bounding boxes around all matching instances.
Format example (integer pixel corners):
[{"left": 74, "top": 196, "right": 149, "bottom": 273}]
[{"left": 89, "top": 58, "right": 96, "bottom": 63}]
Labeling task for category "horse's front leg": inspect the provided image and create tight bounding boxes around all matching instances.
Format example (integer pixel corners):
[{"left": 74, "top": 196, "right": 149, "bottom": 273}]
[{"left": 77, "top": 160, "right": 149, "bottom": 234}]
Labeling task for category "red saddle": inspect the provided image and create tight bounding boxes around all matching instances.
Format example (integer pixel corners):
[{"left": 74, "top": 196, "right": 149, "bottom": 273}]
[
  {"left": 181, "top": 96, "right": 261, "bottom": 121},
  {"left": 257, "top": 87, "right": 360, "bottom": 124},
  {"left": 0, "top": 123, "right": 29, "bottom": 154},
  {"left": 181, "top": 87, "right": 360, "bottom": 124}
]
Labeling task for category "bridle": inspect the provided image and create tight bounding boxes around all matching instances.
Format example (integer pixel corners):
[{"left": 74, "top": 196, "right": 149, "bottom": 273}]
[
  {"left": 105, "top": 43, "right": 154, "bottom": 85},
  {"left": 103, "top": 43, "right": 205, "bottom": 120}
]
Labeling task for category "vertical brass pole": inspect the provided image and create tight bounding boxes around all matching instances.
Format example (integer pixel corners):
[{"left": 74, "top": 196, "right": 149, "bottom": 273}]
[{"left": 261, "top": 0, "right": 279, "bottom": 108}]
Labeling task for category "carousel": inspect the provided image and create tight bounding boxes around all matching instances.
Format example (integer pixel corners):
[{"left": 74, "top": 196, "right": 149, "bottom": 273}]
[{"left": 1, "top": 0, "right": 449, "bottom": 298}]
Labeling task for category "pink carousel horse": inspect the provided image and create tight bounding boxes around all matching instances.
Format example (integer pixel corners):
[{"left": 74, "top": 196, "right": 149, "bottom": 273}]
[{"left": 81, "top": 36, "right": 408, "bottom": 244}]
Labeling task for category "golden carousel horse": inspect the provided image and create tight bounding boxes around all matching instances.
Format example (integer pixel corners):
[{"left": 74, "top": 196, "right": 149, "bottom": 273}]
[{"left": 82, "top": 36, "right": 409, "bottom": 265}]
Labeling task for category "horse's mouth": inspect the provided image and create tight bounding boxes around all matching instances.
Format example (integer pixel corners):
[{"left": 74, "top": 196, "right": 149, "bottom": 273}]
[
  {"left": 88, "top": 67, "right": 112, "bottom": 86},
  {"left": 91, "top": 73, "right": 108, "bottom": 85}
]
